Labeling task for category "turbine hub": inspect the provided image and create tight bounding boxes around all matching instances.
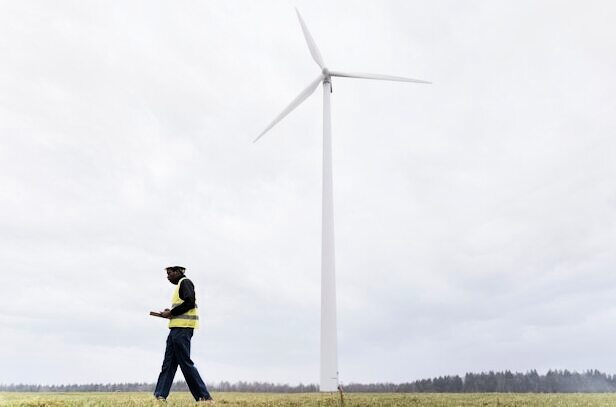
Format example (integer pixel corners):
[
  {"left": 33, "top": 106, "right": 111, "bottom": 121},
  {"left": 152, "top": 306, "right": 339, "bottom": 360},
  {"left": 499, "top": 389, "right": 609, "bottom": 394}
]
[{"left": 322, "top": 68, "right": 331, "bottom": 83}]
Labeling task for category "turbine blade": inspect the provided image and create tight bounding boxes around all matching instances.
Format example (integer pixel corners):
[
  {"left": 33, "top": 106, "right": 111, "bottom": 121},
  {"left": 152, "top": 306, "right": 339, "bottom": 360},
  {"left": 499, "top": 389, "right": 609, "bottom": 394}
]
[
  {"left": 330, "top": 70, "right": 431, "bottom": 84},
  {"left": 295, "top": 8, "right": 325, "bottom": 69},
  {"left": 254, "top": 75, "right": 324, "bottom": 143}
]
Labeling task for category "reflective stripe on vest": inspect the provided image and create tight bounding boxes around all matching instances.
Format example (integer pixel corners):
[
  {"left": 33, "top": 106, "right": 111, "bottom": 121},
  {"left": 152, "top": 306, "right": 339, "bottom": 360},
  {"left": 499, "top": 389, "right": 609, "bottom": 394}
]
[
  {"left": 168, "top": 277, "right": 200, "bottom": 329},
  {"left": 171, "top": 315, "right": 199, "bottom": 320}
]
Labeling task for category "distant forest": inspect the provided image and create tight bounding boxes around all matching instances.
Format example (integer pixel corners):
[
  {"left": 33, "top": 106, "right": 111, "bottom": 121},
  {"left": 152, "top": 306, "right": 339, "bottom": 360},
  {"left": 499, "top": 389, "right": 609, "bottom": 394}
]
[{"left": 3, "top": 370, "right": 616, "bottom": 393}]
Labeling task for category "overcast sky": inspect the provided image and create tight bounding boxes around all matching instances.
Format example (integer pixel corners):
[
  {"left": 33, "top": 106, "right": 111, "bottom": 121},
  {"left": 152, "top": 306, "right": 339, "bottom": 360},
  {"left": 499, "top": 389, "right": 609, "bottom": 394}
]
[{"left": 1, "top": 0, "right": 615, "bottom": 386}]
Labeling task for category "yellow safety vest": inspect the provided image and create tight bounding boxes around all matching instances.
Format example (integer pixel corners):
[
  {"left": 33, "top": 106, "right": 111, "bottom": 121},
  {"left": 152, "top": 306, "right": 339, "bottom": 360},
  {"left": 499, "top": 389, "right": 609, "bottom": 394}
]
[{"left": 168, "top": 277, "right": 200, "bottom": 329}]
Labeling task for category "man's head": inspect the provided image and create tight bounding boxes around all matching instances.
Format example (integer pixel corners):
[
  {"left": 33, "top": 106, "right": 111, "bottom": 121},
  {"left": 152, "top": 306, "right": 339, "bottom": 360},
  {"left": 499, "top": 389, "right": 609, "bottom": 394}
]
[{"left": 166, "top": 266, "right": 186, "bottom": 284}]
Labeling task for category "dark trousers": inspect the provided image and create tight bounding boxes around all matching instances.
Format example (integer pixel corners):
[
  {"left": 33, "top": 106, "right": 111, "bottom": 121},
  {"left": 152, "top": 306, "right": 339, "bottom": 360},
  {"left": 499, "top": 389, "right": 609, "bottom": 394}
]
[{"left": 154, "top": 328, "right": 212, "bottom": 401}]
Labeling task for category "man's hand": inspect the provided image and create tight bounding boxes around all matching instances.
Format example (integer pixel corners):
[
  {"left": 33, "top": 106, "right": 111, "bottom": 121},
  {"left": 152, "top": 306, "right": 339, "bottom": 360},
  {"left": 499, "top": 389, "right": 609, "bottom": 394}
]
[{"left": 161, "top": 310, "right": 172, "bottom": 319}]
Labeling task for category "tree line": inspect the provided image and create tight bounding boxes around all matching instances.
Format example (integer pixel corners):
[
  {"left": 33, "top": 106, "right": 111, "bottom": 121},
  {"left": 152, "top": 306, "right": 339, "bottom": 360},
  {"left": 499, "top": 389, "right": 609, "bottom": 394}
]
[
  {"left": 344, "top": 370, "right": 616, "bottom": 393},
  {"left": 0, "top": 381, "right": 317, "bottom": 393},
  {"left": 2, "top": 370, "right": 616, "bottom": 393}
]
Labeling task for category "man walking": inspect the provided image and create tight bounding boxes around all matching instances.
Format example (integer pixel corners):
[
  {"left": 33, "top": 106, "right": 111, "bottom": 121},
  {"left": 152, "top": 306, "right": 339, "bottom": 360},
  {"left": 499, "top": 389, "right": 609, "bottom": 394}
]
[{"left": 154, "top": 266, "right": 214, "bottom": 403}]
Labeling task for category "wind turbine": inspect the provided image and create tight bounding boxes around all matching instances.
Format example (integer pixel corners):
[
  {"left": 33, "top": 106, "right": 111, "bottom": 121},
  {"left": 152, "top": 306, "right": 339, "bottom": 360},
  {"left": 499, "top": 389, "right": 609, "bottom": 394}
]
[{"left": 254, "top": 9, "right": 430, "bottom": 392}]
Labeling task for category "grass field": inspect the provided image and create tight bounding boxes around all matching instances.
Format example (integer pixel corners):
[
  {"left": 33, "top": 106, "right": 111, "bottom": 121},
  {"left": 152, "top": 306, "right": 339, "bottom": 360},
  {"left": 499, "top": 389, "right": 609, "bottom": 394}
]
[{"left": 2, "top": 392, "right": 616, "bottom": 406}]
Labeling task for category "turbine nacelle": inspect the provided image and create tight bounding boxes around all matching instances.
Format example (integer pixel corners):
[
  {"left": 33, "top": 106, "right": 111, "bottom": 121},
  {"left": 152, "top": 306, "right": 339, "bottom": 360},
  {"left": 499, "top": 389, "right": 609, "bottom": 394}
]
[{"left": 322, "top": 68, "right": 332, "bottom": 87}]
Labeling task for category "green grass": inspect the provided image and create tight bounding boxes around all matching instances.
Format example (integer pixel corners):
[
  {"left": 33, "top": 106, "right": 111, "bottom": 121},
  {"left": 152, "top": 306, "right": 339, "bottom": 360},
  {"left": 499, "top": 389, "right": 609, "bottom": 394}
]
[{"left": 2, "top": 392, "right": 616, "bottom": 406}]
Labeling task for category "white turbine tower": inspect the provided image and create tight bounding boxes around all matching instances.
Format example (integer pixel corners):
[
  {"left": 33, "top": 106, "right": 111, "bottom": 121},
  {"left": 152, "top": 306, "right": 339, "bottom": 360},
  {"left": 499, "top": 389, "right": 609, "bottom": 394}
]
[{"left": 254, "top": 9, "right": 430, "bottom": 392}]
